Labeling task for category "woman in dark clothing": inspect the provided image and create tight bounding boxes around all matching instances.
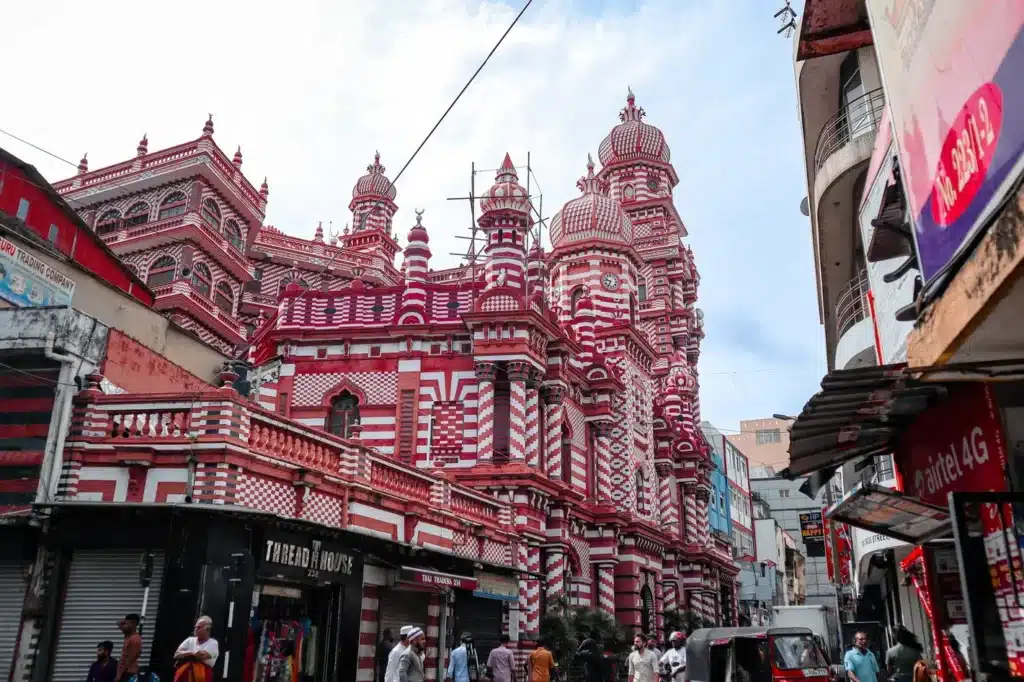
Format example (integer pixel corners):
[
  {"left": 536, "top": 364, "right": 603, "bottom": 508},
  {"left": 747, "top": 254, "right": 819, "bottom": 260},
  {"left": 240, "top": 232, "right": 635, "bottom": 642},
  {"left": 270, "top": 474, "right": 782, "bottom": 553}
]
[{"left": 886, "top": 627, "right": 924, "bottom": 682}]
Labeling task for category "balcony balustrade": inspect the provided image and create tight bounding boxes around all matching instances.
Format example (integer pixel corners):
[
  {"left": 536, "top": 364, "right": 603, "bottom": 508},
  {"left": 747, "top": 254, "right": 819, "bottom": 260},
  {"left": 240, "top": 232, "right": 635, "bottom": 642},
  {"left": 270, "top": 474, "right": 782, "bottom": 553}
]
[
  {"left": 835, "top": 269, "right": 871, "bottom": 340},
  {"left": 814, "top": 88, "right": 886, "bottom": 172}
]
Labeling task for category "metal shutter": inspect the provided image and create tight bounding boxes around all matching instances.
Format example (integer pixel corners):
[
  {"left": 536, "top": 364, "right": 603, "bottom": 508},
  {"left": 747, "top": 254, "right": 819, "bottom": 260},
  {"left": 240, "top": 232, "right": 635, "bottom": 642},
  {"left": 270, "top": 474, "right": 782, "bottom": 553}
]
[
  {"left": 0, "top": 561, "right": 27, "bottom": 672},
  {"left": 51, "top": 550, "right": 164, "bottom": 682},
  {"left": 453, "top": 596, "right": 502, "bottom": 665},
  {"left": 377, "top": 589, "right": 430, "bottom": 641}
]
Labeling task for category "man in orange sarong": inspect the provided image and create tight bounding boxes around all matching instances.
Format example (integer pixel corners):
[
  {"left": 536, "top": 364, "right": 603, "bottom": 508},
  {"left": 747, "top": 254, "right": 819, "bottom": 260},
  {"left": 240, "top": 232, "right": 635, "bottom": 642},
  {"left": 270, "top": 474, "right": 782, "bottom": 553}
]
[{"left": 173, "top": 616, "right": 220, "bottom": 682}]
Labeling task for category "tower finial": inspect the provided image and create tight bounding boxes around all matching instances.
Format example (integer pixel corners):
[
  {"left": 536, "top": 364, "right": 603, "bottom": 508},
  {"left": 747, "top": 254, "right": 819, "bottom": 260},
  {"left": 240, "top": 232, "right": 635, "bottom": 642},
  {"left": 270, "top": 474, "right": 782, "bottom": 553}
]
[
  {"left": 619, "top": 88, "right": 645, "bottom": 123},
  {"left": 137, "top": 134, "right": 148, "bottom": 157},
  {"left": 77, "top": 153, "right": 89, "bottom": 175},
  {"left": 233, "top": 145, "right": 243, "bottom": 168},
  {"left": 414, "top": 208, "right": 425, "bottom": 226},
  {"left": 260, "top": 177, "right": 269, "bottom": 199},
  {"left": 203, "top": 113, "right": 214, "bottom": 136}
]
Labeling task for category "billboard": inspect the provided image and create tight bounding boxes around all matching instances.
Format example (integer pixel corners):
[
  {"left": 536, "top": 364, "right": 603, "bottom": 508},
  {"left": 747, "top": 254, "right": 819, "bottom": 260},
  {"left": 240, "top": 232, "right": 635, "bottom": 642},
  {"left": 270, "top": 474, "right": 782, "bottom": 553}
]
[
  {"left": 865, "top": 0, "right": 1024, "bottom": 285},
  {"left": 799, "top": 510, "right": 824, "bottom": 542},
  {"left": 0, "top": 234, "right": 75, "bottom": 307}
]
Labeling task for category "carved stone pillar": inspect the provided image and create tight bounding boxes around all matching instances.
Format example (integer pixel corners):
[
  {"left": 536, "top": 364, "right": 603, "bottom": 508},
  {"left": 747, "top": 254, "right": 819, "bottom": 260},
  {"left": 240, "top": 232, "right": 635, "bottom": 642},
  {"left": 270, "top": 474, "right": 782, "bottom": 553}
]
[
  {"left": 506, "top": 362, "right": 530, "bottom": 462},
  {"left": 475, "top": 362, "right": 497, "bottom": 462},
  {"left": 593, "top": 420, "right": 614, "bottom": 503},
  {"left": 542, "top": 385, "right": 566, "bottom": 480},
  {"left": 524, "top": 369, "right": 542, "bottom": 468},
  {"left": 545, "top": 546, "right": 567, "bottom": 604}
]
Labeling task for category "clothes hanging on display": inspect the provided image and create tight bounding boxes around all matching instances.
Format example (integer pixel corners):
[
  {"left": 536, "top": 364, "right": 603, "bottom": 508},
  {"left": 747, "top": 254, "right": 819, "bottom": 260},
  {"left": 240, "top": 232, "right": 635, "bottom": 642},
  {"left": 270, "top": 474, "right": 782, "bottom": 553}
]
[{"left": 246, "top": 592, "right": 324, "bottom": 682}]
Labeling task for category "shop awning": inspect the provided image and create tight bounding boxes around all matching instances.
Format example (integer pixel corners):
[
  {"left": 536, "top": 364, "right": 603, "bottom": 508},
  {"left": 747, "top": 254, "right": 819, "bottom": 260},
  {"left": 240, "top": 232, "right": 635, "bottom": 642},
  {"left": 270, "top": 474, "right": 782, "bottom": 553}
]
[
  {"left": 825, "top": 482, "right": 951, "bottom": 544},
  {"left": 787, "top": 364, "right": 948, "bottom": 479},
  {"left": 399, "top": 566, "right": 479, "bottom": 591}
]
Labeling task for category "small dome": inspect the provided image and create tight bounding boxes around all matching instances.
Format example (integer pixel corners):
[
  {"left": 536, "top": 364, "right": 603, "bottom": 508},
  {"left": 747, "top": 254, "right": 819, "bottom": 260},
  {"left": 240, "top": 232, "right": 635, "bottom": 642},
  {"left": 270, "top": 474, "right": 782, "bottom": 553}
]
[
  {"left": 407, "top": 209, "right": 429, "bottom": 245},
  {"left": 480, "top": 153, "right": 530, "bottom": 215},
  {"left": 353, "top": 151, "right": 396, "bottom": 201},
  {"left": 597, "top": 88, "right": 670, "bottom": 166},
  {"left": 549, "top": 156, "right": 633, "bottom": 249}
]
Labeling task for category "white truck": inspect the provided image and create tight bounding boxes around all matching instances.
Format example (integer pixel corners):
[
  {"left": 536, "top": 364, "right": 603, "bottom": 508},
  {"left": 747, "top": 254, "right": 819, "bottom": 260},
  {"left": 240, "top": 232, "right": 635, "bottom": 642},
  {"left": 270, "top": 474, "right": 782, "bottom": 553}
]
[{"left": 772, "top": 605, "right": 842, "bottom": 669}]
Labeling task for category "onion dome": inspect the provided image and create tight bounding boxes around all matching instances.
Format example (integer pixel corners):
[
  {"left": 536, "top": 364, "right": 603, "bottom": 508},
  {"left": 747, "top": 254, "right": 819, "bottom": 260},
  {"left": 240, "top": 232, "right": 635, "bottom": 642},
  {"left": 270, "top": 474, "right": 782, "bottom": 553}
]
[
  {"left": 408, "top": 208, "right": 429, "bottom": 245},
  {"left": 352, "top": 151, "right": 397, "bottom": 201},
  {"left": 202, "top": 114, "right": 215, "bottom": 137},
  {"left": 597, "top": 88, "right": 670, "bottom": 166},
  {"left": 137, "top": 134, "right": 148, "bottom": 156},
  {"left": 549, "top": 155, "right": 633, "bottom": 248},
  {"left": 233, "top": 146, "right": 243, "bottom": 168},
  {"left": 480, "top": 153, "right": 530, "bottom": 215}
]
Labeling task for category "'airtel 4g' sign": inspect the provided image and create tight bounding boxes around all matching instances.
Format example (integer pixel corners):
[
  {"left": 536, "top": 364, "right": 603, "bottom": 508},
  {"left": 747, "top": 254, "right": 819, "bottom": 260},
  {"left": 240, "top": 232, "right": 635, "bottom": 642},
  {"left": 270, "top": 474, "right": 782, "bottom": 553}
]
[{"left": 895, "top": 384, "right": 1008, "bottom": 508}]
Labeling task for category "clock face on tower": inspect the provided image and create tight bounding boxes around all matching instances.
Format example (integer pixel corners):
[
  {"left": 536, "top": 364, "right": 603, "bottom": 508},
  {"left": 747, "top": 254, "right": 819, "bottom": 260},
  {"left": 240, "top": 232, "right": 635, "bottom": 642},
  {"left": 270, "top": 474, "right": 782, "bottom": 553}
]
[{"left": 602, "top": 273, "right": 620, "bottom": 291}]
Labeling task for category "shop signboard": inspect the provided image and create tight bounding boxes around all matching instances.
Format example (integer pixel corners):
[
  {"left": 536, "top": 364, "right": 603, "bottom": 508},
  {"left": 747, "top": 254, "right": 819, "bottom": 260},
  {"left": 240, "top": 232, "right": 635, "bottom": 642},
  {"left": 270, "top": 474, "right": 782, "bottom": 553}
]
[
  {"left": 894, "top": 383, "right": 1008, "bottom": 507},
  {"left": 864, "top": 0, "right": 1024, "bottom": 286},
  {"left": 799, "top": 511, "right": 824, "bottom": 542},
  {"left": 0, "top": 234, "right": 75, "bottom": 307},
  {"left": 472, "top": 571, "right": 519, "bottom": 602},
  {"left": 400, "top": 567, "right": 478, "bottom": 591},
  {"left": 260, "top": 530, "right": 361, "bottom": 585}
]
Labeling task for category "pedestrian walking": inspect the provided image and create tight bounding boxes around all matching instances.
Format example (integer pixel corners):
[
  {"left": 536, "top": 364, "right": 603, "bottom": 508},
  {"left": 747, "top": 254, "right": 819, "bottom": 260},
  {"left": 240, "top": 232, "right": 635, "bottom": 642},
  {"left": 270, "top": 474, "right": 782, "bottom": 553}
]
[
  {"left": 844, "top": 632, "right": 880, "bottom": 682},
  {"left": 575, "top": 631, "right": 604, "bottom": 682},
  {"left": 88, "top": 640, "right": 118, "bottom": 682},
  {"left": 172, "top": 616, "right": 220, "bottom": 682},
  {"left": 486, "top": 634, "right": 516, "bottom": 682},
  {"left": 627, "top": 633, "right": 658, "bottom": 682},
  {"left": 659, "top": 631, "right": 686, "bottom": 682},
  {"left": 378, "top": 628, "right": 396, "bottom": 681},
  {"left": 446, "top": 632, "right": 472, "bottom": 682},
  {"left": 399, "top": 628, "right": 427, "bottom": 682},
  {"left": 886, "top": 627, "right": 924, "bottom": 682},
  {"left": 116, "top": 614, "right": 143, "bottom": 682},
  {"left": 528, "top": 638, "right": 558, "bottom": 682},
  {"left": 386, "top": 626, "right": 414, "bottom": 682}
]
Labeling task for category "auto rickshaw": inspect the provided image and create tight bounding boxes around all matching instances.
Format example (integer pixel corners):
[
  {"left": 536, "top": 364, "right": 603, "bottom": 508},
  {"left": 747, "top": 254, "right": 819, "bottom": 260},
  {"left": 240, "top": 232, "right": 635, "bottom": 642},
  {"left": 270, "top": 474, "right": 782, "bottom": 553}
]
[{"left": 684, "top": 627, "right": 833, "bottom": 682}]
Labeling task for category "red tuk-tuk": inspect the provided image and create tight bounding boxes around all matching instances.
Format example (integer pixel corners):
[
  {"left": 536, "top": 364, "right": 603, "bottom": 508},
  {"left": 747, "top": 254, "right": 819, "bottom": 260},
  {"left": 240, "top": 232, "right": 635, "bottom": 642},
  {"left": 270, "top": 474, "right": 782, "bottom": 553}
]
[{"left": 684, "top": 627, "right": 832, "bottom": 682}]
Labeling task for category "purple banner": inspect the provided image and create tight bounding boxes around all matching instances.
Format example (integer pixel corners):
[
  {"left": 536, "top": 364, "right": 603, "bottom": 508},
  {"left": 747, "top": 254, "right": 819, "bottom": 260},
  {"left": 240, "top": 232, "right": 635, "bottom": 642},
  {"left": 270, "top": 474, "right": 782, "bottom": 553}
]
[{"left": 865, "top": 0, "right": 1024, "bottom": 282}]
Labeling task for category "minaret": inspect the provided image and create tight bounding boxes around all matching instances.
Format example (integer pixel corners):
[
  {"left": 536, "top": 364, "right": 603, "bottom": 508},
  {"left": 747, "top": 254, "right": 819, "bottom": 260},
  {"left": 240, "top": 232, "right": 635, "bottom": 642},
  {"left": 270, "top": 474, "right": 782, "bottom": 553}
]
[
  {"left": 478, "top": 153, "right": 531, "bottom": 294},
  {"left": 397, "top": 210, "right": 430, "bottom": 324},
  {"left": 350, "top": 151, "right": 398, "bottom": 234}
]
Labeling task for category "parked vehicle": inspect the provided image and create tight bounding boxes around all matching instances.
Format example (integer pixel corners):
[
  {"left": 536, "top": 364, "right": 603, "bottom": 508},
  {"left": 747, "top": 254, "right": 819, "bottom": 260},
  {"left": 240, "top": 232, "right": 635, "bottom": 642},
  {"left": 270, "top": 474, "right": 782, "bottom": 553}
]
[{"left": 772, "top": 605, "right": 841, "bottom": 666}]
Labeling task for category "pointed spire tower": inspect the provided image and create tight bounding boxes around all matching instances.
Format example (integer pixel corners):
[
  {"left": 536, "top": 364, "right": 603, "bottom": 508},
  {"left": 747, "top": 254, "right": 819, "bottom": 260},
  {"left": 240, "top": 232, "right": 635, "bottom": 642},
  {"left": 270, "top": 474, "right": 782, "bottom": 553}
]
[
  {"left": 478, "top": 153, "right": 532, "bottom": 294},
  {"left": 397, "top": 210, "right": 431, "bottom": 324}
]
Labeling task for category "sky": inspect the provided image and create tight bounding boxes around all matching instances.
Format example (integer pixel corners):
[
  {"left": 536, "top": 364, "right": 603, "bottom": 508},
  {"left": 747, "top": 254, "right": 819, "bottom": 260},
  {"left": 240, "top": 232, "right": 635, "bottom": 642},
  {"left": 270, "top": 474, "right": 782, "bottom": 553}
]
[{"left": 2, "top": 0, "right": 824, "bottom": 443}]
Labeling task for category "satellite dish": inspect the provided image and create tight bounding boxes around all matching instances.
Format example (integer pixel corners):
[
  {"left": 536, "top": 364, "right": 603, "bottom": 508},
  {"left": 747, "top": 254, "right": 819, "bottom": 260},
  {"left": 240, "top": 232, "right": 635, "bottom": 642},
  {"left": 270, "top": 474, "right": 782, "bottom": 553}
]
[{"left": 799, "top": 196, "right": 809, "bottom": 216}]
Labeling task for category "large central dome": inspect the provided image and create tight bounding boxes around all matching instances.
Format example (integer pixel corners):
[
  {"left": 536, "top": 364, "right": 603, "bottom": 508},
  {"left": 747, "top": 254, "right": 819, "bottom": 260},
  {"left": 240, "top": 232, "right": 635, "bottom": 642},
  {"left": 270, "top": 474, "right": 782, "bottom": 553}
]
[
  {"left": 597, "top": 88, "right": 670, "bottom": 166},
  {"left": 549, "top": 156, "right": 633, "bottom": 249},
  {"left": 352, "top": 151, "right": 396, "bottom": 201}
]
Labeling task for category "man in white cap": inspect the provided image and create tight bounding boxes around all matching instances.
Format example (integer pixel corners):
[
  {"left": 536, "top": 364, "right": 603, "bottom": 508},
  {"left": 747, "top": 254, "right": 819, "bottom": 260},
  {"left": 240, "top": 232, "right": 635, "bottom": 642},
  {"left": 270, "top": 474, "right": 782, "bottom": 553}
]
[
  {"left": 399, "top": 628, "right": 427, "bottom": 682},
  {"left": 385, "top": 626, "right": 414, "bottom": 682}
]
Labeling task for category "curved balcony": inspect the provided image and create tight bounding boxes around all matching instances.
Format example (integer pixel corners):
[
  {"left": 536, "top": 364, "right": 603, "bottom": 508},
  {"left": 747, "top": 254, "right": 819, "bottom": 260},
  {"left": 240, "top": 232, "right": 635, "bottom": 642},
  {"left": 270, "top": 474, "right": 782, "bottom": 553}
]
[
  {"left": 834, "top": 270, "right": 876, "bottom": 370},
  {"left": 814, "top": 88, "right": 886, "bottom": 172}
]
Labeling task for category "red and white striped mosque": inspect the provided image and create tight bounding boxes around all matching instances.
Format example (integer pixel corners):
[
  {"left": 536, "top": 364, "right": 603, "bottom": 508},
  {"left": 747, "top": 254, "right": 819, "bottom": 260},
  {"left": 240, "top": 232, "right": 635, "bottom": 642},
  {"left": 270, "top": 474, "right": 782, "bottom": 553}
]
[{"left": 52, "top": 89, "right": 738, "bottom": 672}]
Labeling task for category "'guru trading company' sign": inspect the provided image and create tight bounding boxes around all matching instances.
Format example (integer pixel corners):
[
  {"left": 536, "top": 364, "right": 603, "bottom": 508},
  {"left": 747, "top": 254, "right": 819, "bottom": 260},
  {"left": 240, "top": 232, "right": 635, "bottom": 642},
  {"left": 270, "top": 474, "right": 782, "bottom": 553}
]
[{"left": 262, "top": 530, "right": 361, "bottom": 584}]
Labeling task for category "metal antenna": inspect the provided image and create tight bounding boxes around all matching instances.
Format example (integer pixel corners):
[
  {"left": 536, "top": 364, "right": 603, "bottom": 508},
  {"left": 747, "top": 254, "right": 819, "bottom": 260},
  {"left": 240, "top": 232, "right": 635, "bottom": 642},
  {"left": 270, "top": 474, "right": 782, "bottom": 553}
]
[{"left": 774, "top": 1, "right": 797, "bottom": 37}]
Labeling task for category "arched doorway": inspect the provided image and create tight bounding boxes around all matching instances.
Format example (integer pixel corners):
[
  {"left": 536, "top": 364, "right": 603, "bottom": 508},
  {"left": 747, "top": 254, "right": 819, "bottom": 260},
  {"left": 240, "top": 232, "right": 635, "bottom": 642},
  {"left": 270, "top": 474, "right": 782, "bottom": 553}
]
[{"left": 640, "top": 584, "right": 655, "bottom": 635}]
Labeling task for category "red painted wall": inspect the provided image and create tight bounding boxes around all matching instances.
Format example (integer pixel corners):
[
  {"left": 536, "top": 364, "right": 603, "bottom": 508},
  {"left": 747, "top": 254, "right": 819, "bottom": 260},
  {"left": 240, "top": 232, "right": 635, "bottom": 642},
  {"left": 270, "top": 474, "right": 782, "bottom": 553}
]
[
  {"left": 0, "top": 159, "right": 154, "bottom": 306},
  {"left": 102, "top": 329, "right": 211, "bottom": 393}
]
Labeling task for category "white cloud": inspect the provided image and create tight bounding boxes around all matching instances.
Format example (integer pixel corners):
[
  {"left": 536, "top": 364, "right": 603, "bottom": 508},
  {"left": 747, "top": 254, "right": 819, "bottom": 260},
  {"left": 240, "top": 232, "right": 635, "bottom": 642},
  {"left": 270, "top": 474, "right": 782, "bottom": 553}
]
[{"left": 2, "top": 0, "right": 824, "bottom": 430}]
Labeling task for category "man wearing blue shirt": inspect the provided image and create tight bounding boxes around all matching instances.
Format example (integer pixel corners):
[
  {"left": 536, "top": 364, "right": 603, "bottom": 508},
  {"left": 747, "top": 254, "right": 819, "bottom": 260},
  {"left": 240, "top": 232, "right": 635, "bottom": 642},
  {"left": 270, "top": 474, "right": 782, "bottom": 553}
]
[
  {"left": 446, "top": 632, "right": 473, "bottom": 682},
  {"left": 844, "top": 632, "right": 880, "bottom": 682}
]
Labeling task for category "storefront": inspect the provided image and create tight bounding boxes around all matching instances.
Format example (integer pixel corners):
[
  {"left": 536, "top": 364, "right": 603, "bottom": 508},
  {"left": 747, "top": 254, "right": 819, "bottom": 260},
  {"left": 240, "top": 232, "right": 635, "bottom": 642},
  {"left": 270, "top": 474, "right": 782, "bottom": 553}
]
[
  {"left": 248, "top": 528, "right": 363, "bottom": 682},
  {"left": 458, "top": 571, "right": 519, "bottom": 665},
  {"left": 789, "top": 370, "right": 1024, "bottom": 682}
]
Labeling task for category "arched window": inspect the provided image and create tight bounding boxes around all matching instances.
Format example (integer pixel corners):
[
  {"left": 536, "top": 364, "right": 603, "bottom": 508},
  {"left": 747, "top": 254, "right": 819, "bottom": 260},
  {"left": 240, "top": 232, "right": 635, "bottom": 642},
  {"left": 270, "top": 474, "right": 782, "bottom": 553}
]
[
  {"left": 146, "top": 256, "right": 177, "bottom": 287},
  {"left": 96, "top": 209, "right": 121, "bottom": 235},
  {"left": 158, "top": 192, "right": 187, "bottom": 220},
  {"left": 125, "top": 202, "right": 150, "bottom": 227},
  {"left": 191, "top": 263, "right": 212, "bottom": 297},
  {"left": 201, "top": 199, "right": 221, "bottom": 229},
  {"left": 629, "top": 294, "right": 637, "bottom": 325},
  {"left": 640, "top": 584, "right": 655, "bottom": 634},
  {"left": 214, "top": 282, "right": 234, "bottom": 313},
  {"left": 637, "top": 277, "right": 648, "bottom": 302},
  {"left": 329, "top": 390, "right": 360, "bottom": 438},
  {"left": 569, "top": 287, "right": 584, "bottom": 317},
  {"left": 635, "top": 470, "right": 644, "bottom": 511},
  {"left": 224, "top": 219, "right": 243, "bottom": 250},
  {"left": 560, "top": 423, "right": 572, "bottom": 484}
]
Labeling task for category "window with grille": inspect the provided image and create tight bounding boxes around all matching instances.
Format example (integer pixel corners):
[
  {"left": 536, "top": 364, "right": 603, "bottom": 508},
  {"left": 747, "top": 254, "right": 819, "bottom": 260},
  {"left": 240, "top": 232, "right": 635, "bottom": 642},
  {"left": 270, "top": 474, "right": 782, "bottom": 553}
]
[
  {"left": 125, "top": 202, "right": 149, "bottom": 226},
  {"left": 329, "top": 391, "right": 360, "bottom": 438},
  {"left": 570, "top": 287, "right": 583, "bottom": 317},
  {"left": 214, "top": 282, "right": 234, "bottom": 313},
  {"left": 191, "top": 263, "right": 212, "bottom": 297},
  {"left": 429, "top": 402, "right": 463, "bottom": 457},
  {"left": 638, "top": 279, "right": 647, "bottom": 302},
  {"left": 397, "top": 390, "right": 416, "bottom": 462},
  {"left": 158, "top": 192, "right": 187, "bottom": 220},
  {"left": 96, "top": 209, "right": 121, "bottom": 235},
  {"left": 201, "top": 199, "right": 221, "bottom": 229},
  {"left": 755, "top": 429, "right": 781, "bottom": 445},
  {"left": 225, "top": 219, "right": 243, "bottom": 250},
  {"left": 146, "top": 256, "right": 177, "bottom": 287}
]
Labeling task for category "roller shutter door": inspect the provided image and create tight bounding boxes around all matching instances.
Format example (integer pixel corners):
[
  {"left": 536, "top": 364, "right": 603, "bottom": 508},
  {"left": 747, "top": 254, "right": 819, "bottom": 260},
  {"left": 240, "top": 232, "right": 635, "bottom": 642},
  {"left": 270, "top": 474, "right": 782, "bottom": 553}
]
[
  {"left": 0, "top": 561, "right": 27, "bottom": 676},
  {"left": 453, "top": 595, "right": 502, "bottom": 667},
  {"left": 377, "top": 589, "right": 430, "bottom": 641},
  {"left": 51, "top": 550, "right": 164, "bottom": 682}
]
